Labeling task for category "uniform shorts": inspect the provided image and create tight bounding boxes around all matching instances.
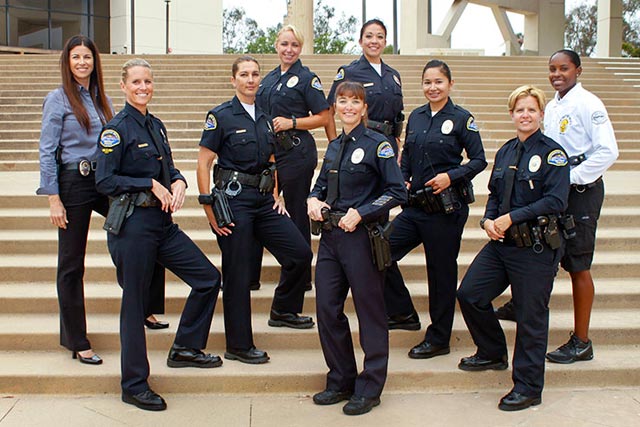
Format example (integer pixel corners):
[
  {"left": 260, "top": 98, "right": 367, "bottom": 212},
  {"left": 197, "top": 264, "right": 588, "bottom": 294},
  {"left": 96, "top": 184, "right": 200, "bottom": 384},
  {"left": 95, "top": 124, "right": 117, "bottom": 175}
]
[{"left": 561, "top": 178, "right": 605, "bottom": 272}]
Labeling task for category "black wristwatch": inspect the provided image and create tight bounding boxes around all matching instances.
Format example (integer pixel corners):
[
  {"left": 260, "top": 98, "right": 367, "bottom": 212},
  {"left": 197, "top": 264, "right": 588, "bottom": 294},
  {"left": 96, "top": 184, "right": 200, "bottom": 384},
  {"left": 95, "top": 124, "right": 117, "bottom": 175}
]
[
  {"left": 198, "top": 194, "right": 213, "bottom": 205},
  {"left": 479, "top": 217, "right": 489, "bottom": 230},
  {"left": 291, "top": 115, "right": 297, "bottom": 129}
]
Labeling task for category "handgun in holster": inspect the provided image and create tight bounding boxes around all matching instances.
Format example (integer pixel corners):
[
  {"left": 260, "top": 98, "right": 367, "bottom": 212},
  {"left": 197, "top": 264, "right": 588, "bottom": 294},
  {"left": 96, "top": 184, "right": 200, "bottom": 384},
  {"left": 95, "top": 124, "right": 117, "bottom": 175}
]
[
  {"left": 211, "top": 187, "right": 235, "bottom": 228},
  {"left": 366, "top": 221, "right": 394, "bottom": 271},
  {"left": 275, "top": 131, "right": 296, "bottom": 151},
  {"left": 103, "top": 193, "right": 134, "bottom": 235},
  {"left": 438, "top": 187, "right": 457, "bottom": 214},
  {"left": 310, "top": 207, "right": 329, "bottom": 236},
  {"left": 258, "top": 163, "right": 277, "bottom": 194},
  {"left": 559, "top": 214, "right": 577, "bottom": 240},
  {"left": 456, "top": 180, "right": 475, "bottom": 204},
  {"left": 539, "top": 215, "right": 563, "bottom": 250}
]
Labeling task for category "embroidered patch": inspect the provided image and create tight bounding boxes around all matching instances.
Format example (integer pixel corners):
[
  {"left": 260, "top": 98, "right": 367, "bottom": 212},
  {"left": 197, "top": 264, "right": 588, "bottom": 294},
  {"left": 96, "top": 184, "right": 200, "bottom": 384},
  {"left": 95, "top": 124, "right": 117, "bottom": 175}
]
[
  {"left": 559, "top": 115, "right": 571, "bottom": 134},
  {"left": 592, "top": 110, "right": 608, "bottom": 125},
  {"left": 334, "top": 68, "right": 345, "bottom": 81},
  {"left": 351, "top": 147, "right": 365, "bottom": 164},
  {"left": 372, "top": 195, "right": 392, "bottom": 206},
  {"left": 441, "top": 120, "right": 454, "bottom": 135},
  {"left": 377, "top": 141, "right": 394, "bottom": 158},
  {"left": 204, "top": 113, "right": 217, "bottom": 131},
  {"left": 393, "top": 75, "right": 401, "bottom": 86},
  {"left": 287, "top": 75, "right": 299, "bottom": 88},
  {"left": 99, "top": 129, "right": 120, "bottom": 148},
  {"left": 529, "top": 155, "right": 541, "bottom": 172},
  {"left": 467, "top": 117, "right": 479, "bottom": 132},
  {"left": 547, "top": 149, "right": 568, "bottom": 166},
  {"left": 311, "top": 76, "right": 323, "bottom": 91}
]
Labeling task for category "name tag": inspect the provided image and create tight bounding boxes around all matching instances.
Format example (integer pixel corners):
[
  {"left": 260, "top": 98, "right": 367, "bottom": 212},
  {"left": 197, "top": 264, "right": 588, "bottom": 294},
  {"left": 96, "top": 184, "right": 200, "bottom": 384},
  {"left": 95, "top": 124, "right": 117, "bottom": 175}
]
[
  {"left": 137, "top": 143, "right": 149, "bottom": 148},
  {"left": 363, "top": 82, "right": 374, "bottom": 88},
  {"left": 235, "top": 129, "right": 247, "bottom": 134}
]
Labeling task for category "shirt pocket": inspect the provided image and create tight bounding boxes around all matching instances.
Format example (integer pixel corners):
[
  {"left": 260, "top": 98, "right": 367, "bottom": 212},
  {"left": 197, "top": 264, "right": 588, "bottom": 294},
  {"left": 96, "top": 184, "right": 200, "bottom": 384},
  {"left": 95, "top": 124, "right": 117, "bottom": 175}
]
[
  {"left": 229, "top": 133, "right": 257, "bottom": 163},
  {"left": 516, "top": 170, "right": 544, "bottom": 203},
  {"left": 131, "top": 142, "right": 158, "bottom": 161},
  {"left": 490, "top": 168, "right": 505, "bottom": 195},
  {"left": 342, "top": 163, "right": 369, "bottom": 200}
]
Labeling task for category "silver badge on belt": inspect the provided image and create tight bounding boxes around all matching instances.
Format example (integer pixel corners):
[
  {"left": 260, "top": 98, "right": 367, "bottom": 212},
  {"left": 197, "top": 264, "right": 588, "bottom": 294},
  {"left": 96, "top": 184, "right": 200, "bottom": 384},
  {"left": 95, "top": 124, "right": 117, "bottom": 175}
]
[{"left": 78, "top": 159, "right": 91, "bottom": 177}]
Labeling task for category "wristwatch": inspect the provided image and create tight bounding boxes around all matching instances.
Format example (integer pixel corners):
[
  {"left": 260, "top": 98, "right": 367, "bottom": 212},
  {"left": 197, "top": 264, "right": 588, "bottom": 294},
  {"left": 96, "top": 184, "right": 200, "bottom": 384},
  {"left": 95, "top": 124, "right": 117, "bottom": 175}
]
[
  {"left": 198, "top": 194, "right": 213, "bottom": 205},
  {"left": 479, "top": 217, "right": 489, "bottom": 230}
]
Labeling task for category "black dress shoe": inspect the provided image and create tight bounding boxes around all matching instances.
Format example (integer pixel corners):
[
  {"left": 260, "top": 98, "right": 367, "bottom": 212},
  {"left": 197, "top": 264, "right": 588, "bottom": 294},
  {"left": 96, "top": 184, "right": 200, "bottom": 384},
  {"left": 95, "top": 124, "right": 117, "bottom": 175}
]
[
  {"left": 249, "top": 281, "right": 261, "bottom": 291},
  {"left": 224, "top": 347, "right": 270, "bottom": 364},
  {"left": 495, "top": 299, "right": 516, "bottom": 322},
  {"left": 268, "top": 309, "right": 315, "bottom": 329},
  {"left": 388, "top": 312, "right": 421, "bottom": 331},
  {"left": 304, "top": 282, "right": 313, "bottom": 291},
  {"left": 122, "top": 389, "right": 167, "bottom": 411},
  {"left": 72, "top": 350, "right": 103, "bottom": 365},
  {"left": 167, "top": 343, "right": 222, "bottom": 368},
  {"left": 408, "top": 341, "right": 450, "bottom": 359},
  {"left": 342, "top": 395, "right": 381, "bottom": 416},
  {"left": 312, "top": 389, "right": 353, "bottom": 405},
  {"left": 498, "top": 390, "right": 542, "bottom": 411},
  {"left": 144, "top": 319, "right": 170, "bottom": 330},
  {"left": 458, "top": 353, "right": 508, "bottom": 371}
]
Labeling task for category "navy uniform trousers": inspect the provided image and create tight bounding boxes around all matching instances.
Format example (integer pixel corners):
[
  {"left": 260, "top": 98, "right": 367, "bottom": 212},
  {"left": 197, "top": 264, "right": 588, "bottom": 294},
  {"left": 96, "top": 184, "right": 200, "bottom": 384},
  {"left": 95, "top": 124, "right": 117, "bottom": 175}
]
[
  {"left": 315, "top": 226, "right": 388, "bottom": 399},
  {"left": 108, "top": 207, "right": 220, "bottom": 395},
  {"left": 57, "top": 169, "right": 164, "bottom": 352},
  {"left": 217, "top": 187, "right": 312, "bottom": 351},
  {"left": 457, "top": 240, "right": 561, "bottom": 397},
  {"left": 385, "top": 205, "right": 468, "bottom": 346}
]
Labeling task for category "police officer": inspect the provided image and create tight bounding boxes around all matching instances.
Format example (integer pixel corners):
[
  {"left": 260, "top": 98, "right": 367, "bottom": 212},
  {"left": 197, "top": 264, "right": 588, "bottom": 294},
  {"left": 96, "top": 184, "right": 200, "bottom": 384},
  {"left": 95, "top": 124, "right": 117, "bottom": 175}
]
[
  {"left": 308, "top": 81, "right": 407, "bottom": 416},
  {"left": 96, "top": 59, "right": 222, "bottom": 412},
  {"left": 326, "top": 19, "right": 403, "bottom": 153},
  {"left": 456, "top": 85, "right": 569, "bottom": 411},
  {"left": 197, "top": 56, "right": 314, "bottom": 365},
  {"left": 384, "top": 60, "right": 487, "bottom": 360},
  {"left": 250, "top": 24, "right": 331, "bottom": 293}
]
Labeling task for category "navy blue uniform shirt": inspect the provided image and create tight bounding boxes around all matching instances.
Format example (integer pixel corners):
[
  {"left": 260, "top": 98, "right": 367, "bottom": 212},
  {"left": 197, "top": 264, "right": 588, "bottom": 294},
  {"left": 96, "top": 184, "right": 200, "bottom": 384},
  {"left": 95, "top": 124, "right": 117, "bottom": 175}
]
[
  {"left": 199, "top": 96, "right": 275, "bottom": 175},
  {"left": 257, "top": 59, "right": 329, "bottom": 121},
  {"left": 327, "top": 56, "right": 403, "bottom": 124},
  {"left": 402, "top": 98, "right": 487, "bottom": 188},
  {"left": 486, "top": 129, "right": 570, "bottom": 224},
  {"left": 95, "top": 103, "right": 185, "bottom": 196},
  {"left": 309, "top": 123, "right": 407, "bottom": 222}
]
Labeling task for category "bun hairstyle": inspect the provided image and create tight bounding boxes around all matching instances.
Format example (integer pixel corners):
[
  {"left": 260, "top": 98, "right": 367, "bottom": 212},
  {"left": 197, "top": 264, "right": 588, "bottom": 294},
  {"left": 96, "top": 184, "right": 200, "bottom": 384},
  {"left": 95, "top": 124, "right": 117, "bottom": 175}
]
[{"left": 335, "top": 81, "right": 368, "bottom": 125}]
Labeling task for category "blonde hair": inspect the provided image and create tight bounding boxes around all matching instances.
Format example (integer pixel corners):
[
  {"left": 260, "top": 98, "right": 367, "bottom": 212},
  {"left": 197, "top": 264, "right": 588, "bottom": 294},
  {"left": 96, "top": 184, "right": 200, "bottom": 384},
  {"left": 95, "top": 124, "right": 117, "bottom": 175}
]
[
  {"left": 276, "top": 24, "right": 304, "bottom": 47},
  {"left": 508, "top": 85, "right": 546, "bottom": 112},
  {"left": 121, "top": 58, "right": 152, "bottom": 83}
]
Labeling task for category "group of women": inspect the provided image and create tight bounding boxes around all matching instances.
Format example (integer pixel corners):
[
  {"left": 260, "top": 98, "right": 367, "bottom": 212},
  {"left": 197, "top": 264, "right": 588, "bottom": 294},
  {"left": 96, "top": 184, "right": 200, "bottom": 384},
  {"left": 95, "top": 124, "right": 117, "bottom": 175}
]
[{"left": 38, "top": 18, "right": 616, "bottom": 415}]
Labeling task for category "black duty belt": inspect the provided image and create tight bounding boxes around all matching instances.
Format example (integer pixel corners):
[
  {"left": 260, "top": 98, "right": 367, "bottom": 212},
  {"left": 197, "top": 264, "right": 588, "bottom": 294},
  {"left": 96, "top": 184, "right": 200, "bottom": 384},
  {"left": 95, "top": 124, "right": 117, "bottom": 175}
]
[
  {"left": 134, "top": 190, "right": 161, "bottom": 208},
  {"left": 571, "top": 176, "right": 602, "bottom": 193},
  {"left": 215, "top": 168, "right": 261, "bottom": 188},
  {"left": 61, "top": 160, "right": 96, "bottom": 176},
  {"left": 367, "top": 119, "right": 394, "bottom": 137}
]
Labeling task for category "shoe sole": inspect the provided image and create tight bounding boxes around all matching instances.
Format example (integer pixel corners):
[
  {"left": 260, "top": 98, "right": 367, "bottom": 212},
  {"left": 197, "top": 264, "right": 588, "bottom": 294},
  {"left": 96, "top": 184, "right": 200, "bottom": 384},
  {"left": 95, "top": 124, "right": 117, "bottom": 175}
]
[
  {"left": 343, "top": 398, "right": 381, "bottom": 416},
  {"left": 545, "top": 353, "right": 594, "bottom": 364},
  {"left": 313, "top": 393, "right": 352, "bottom": 406},
  {"left": 166, "top": 358, "right": 223, "bottom": 368},
  {"left": 408, "top": 347, "right": 450, "bottom": 359},
  {"left": 121, "top": 394, "right": 167, "bottom": 411},
  {"left": 224, "top": 352, "right": 270, "bottom": 364},
  {"left": 388, "top": 323, "right": 421, "bottom": 331},
  {"left": 268, "top": 319, "right": 315, "bottom": 329},
  {"left": 498, "top": 397, "right": 542, "bottom": 411},
  {"left": 458, "top": 362, "right": 508, "bottom": 372}
]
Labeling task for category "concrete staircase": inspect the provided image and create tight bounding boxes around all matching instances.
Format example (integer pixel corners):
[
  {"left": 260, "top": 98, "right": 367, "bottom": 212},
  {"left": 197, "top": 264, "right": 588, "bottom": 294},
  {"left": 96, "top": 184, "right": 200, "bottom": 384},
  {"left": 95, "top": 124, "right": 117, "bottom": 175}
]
[{"left": 0, "top": 54, "right": 638, "bottom": 395}]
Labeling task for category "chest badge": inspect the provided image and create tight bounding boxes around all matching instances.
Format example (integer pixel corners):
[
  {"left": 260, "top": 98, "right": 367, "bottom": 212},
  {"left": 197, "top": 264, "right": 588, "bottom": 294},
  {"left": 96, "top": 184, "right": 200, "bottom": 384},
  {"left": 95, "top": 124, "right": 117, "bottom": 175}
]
[
  {"left": 351, "top": 147, "right": 365, "bottom": 164},
  {"left": 286, "top": 76, "right": 299, "bottom": 88},
  {"left": 441, "top": 120, "right": 454, "bottom": 135},
  {"left": 529, "top": 155, "right": 542, "bottom": 173},
  {"left": 559, "top": 115, "right": 571, "bottom": 134}
]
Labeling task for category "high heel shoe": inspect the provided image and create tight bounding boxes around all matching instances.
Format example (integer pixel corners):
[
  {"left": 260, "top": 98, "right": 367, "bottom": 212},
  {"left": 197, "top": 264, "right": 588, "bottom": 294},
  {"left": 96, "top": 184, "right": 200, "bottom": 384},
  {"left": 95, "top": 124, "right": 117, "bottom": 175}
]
[{"left": 72, "top": 350, "right": 103, "bottom": 365}]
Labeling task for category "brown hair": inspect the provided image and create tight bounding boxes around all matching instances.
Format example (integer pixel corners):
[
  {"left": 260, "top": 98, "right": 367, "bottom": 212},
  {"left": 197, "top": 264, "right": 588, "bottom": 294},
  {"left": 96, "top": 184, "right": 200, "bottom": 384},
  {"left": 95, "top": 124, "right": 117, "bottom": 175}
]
[
  {"left": 60, "top": 35, "right": 112, "bottom": 132},
  {"left": 334, "top": 81, "right": 368, "bottom": 125},
  {"left": 231, "top": 55, "right": 260, "bottom": 77},
  {"left": 507, "top": 85, "right": 547, "bottom": 112}
]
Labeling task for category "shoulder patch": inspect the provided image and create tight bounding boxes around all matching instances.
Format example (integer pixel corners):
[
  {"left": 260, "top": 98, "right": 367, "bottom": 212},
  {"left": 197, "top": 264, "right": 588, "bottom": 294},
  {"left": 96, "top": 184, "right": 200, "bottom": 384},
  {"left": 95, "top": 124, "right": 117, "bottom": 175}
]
[
  {"left": 591, "top": 110, "right": 608, "bottom": 125},
  {"left": 99, "top": 129, "right": 120, "bottom": 149},
  {"left": 204, "top": 113, "right": 217, "bottom": 131},
  {"left": 334, "top": 68, "right": 345, "bottom": 81},
  {"left": 547, "top": 149, "right": 568, "bottom": 167},
  {"left": 393, "top": 75, "right": 401, "bottom": 86},
  {"left": 377, "top": 141, "right": 395, "bottom": 159},
  {"left": 466, "top": 117, "right": 479, "bottom": 132},
  {"left": 311, "top": 76, "right": 323, "bottom": 91}
]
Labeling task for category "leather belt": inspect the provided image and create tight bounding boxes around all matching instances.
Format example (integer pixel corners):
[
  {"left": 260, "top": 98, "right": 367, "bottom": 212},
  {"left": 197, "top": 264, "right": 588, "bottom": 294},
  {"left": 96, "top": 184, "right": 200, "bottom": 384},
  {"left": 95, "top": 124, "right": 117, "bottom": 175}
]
[
  {"left": 571, "top": 176, "right": 602, "bottom": 193},
  {"left": 134, "top": 190, "right": 161, "bottom": 208},
  {"left": 367, "top": 119, "right": 394, "bottom": 137},
  {"left": 61, "top": 160, "right": 96, "bottom": 176},
  {"left": 214, "top": 167, "right": 261, "bottom": 188}
]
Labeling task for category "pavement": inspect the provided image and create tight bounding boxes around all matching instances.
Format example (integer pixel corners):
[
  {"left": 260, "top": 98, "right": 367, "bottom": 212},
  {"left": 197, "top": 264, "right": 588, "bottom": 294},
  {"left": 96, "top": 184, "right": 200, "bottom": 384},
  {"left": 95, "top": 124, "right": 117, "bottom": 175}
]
[{"left": 0, "top": 388, "right": 639, "bottom": 426}]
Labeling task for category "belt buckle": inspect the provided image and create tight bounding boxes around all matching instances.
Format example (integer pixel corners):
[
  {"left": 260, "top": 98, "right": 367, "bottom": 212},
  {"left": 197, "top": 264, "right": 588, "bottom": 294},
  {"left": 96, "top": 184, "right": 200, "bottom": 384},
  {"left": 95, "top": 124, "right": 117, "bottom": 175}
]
[{"left": 78, "top": 159, "right": 91, "bottom": 177}]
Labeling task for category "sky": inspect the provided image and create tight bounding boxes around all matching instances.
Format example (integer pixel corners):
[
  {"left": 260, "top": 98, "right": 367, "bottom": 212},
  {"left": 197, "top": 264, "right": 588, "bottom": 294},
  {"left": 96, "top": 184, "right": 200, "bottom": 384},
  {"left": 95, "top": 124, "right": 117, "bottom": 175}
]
[{"left": 223, "top": 0, "right": 586, "bottom": 56}]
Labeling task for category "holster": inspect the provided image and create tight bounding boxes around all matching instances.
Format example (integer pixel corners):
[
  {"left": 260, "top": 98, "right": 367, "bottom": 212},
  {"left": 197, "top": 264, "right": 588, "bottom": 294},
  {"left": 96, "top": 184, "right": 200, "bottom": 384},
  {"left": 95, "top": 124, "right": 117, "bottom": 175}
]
[
  {"left": 366, "top": 222, "right": 394, "bottom": 271},
  {"left": 393, "top": 112, "right": 405, "bottom": 138},
  {"left": 258, "top": 163, "right": 277, "bottom": 194},
  {"left": 310, "top": 208, "right": 330, "bottom": 236},
  {"left": 540, "top": 215, "right": 563, "bottom": 250},
  {"left": 104, "top": 193, "right": 134, "bottom": 235},
  {"left": 558, "top": 214, "right": 577, "bottom": 240},
  {"left": 455, "top": 180, "right": 475, "bottom": 204},
  {"left": 211, "top": 187, "right": 235, "bottom": 228},
  {"left": 275, "top": 131, "right": 297, "bottom": 151}
]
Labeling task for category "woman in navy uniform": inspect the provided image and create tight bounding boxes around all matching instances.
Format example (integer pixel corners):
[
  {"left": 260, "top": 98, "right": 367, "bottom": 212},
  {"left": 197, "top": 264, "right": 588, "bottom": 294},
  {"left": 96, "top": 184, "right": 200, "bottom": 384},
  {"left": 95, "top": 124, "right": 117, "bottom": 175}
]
[
  {"left": 308, "top": 81, "right": 406, "bottom": 416},
  {"left": 384, "top": 60, "right": 487, "bottom": 360},
  {"left": 456, "top": 85, "right": 569, "bottom": 411},
  {"left": 96, "top": 59, "right": 222, "bottom": 411},
  {"left": 36, "top": 36, "right": 166, "bottom": 366},
  {"left": 326, "top": 19, "right": 403, "bottom": 152},
  {"left": 197, "top": 56, "right": 313, "bottom": 365},
  {"left": 250, "top": 24, "right": 330, "bottom": 293}
]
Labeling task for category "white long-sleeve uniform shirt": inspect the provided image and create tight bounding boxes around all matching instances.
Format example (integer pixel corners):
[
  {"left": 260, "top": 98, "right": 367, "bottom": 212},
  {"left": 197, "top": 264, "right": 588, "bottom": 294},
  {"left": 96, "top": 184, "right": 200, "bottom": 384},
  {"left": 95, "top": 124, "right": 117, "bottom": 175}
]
[{"left": 544, "top": 83, "right": 618, "bottom": 185}]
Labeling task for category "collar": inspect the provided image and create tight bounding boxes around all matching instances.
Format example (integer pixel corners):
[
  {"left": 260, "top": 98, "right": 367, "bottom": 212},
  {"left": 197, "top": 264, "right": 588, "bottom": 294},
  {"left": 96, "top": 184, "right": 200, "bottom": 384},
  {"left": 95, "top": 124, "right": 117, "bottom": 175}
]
[
  {"left": 520, "top": 129, "right": 543, "bottom": 151},
  {"left": 356, "top": 55, "right": 390, "bottom": 74},
  {"left": 124, "top": 102, "right": 148, "bottom": 127},
  {"left": 282, "top": 59, "right": 303, "bottom": 76},
  {"left": 555, "top": 82, "right": 582, "bottom": 103},
  {"left": 343, "top": 122, "right": 366, "bottom": 142},
  {"left": 421, "top": 98, "right": 454, "bottom": 116},
  {"left": 231, "top": 96, "right": 266, "bottom": 121}
]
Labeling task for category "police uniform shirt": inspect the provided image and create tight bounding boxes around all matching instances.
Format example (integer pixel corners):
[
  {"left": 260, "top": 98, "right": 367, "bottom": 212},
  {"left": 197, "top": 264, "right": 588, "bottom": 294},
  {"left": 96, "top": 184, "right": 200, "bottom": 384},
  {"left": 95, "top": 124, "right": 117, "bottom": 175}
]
[
  {"left": 544, "top": 82, "right": 618, "bottom": 185},
  {"left": 309, "top": 123, "right": 407, "bottom": 222},
  {"left": 401, "top": 98, "right": 487, "bottom": 188},
  {"left": 37, "top": 86, "right": 113, "bottom": 195},
  {"left": 485, "top": 129, "right": 569, "bottom": 224},
  {"left": 256, "top": 59, "right": 329, "bottom": 121},
  {"left": 199, "top": 96, "right": 275, "bottom": 175},
  {"left": 95, "top": 103, "right": 185, "bottom": 196},
  {"left": 327, "top": 56, "right": 403, "bottom": 124}
]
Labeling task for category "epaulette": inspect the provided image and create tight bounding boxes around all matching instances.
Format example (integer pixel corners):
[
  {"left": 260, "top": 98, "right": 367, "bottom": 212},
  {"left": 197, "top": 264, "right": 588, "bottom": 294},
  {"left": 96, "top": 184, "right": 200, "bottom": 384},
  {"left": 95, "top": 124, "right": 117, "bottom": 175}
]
[{"left": 213, "top": 100, "right": 233, "bottom": 114}]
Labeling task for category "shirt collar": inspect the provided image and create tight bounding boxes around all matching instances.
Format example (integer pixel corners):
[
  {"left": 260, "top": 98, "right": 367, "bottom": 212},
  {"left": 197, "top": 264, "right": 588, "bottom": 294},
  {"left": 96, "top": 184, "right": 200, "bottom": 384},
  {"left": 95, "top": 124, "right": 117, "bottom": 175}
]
[
  {"left": 283, "top": 59, "right": 303, "bottom": 76},
  {"left": 344, "top": 122, "right": 366, "bottom": 141},
  {"left": 231, "top": 95, "right": 266, "bottom": 121},
  {"left": 124, "top": 102, "right": 148, "bottom": 127},
  {"left": 520, "top": 129, "right": 543, "bottom": 150},
  {"left": 555, "top": 82, "right": 582, "bottom": 103}
]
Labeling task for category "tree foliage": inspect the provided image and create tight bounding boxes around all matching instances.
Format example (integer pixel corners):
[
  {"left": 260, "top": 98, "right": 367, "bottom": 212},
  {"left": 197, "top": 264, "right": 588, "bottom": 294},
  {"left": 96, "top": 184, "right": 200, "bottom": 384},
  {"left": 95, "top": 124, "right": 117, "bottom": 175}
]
[
  {"left": 565, "top": 0, "right": 640, "bottom": 57},
  {"left": 313, "top": 0, "right": 358, "bottom": 54}
]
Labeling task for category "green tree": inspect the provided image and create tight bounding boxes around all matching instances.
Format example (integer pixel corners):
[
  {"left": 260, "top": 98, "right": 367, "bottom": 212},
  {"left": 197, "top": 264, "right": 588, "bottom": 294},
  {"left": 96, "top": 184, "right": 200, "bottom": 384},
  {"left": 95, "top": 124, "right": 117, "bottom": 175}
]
[
  {"left": 222, "top": 7, "right": 264, "bottom": 54},
  {"left": 314, "top": 0, "right": 358, "bottom": 54}
]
